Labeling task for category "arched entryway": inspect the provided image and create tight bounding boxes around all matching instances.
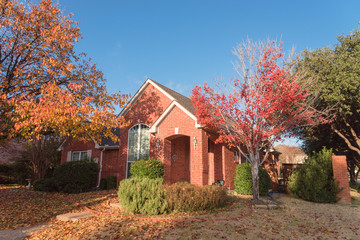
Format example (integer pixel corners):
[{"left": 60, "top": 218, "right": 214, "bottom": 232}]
[{"left": 164, "top": 135, "right": 190, "bottom": 183}]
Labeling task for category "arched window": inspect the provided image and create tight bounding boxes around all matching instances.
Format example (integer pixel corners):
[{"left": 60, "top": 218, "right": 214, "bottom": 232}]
[{"left": 127, "top": 124, "right": 150, "bottom": 178}]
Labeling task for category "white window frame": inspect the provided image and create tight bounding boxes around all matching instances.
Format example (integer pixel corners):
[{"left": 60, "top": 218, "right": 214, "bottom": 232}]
[
  {"left": 72, "top": 150, "right": 90, "bottom": 161},
  {"left": 126, "top": 123, "right": 150, "bottom": 178},
  {"left": 234, "top": 151, "right": 239, "bottom": 162}
]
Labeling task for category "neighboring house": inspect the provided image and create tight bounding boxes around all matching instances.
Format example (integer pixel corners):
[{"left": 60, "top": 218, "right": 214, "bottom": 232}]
[
  {"left": 275, "top": 145, "right": 307, "bottom": 184},
  {"left": 59, "top": 79, "right": 280, "bottom": 189}
]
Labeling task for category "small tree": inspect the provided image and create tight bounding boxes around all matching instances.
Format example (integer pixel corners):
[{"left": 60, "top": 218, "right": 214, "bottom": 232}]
[
  {"left": 192, "top": 39, "right": 330, "bottom": 202},
  {"left": 288, "top": 148, "right": 341, "bottom": 203},
  {"left": 14, "top": 136, "right": 61, "bottom": 180}
]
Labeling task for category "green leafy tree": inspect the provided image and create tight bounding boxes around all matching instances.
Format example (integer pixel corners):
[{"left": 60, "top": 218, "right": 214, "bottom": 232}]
[{"left": 294, "top": 28, "right": 360, "bottom": 184}]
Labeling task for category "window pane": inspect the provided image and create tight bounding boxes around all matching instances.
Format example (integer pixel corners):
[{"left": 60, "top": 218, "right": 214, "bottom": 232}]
[
  {"left": 72, "top": 152, "right": 80, "bottom": 161},
  {"left": 80, "top": 152, "right": 88, "bottom": 161},
  {"left": 139, "top": 125, "right": 149, "bottom": 160},
  {"left": 128, "top": 125, "right": 138, "bottom": 163}
]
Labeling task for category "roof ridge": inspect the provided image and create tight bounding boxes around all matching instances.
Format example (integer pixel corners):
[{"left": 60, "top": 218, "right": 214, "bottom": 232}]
[
  {"left": 148, "top": 79, "right": 195, "bottom": 115},
  {"left": 149, "top": 79, "right": 190, "bottom": 99}
]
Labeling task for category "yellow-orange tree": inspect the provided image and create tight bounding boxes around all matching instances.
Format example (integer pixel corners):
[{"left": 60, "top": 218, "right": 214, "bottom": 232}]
[{"left": 0, "top": 0, "right": 128, "bottom": 142}]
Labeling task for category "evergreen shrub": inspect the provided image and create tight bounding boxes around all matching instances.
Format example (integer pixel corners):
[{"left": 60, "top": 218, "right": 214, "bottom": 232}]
[
  {"left": 99, "top": 178, "right": 107, "bottom": 190},
  {"left": 130, "top": 158, "right": 164, "bottom": 179},
  {"left": 288, "top": 148, "right": 341, "bottom": 203},
  {"left": 106, "top": 176, "right": 117, "bottom": 189},
  {"left": 117, "top": 177, "right": 168, "bottom": 215},
  {"left": 233, "top": 163, "right": 270, "bottom": 195},
  {"left": 33, "top": 178, "right": 56, "bottom": 192},
  {"left": 165, "top": 182, "right": 227, "bottom": 212},
  {"left": 53, "top": 161, "right": 98, "bottom": 193}
]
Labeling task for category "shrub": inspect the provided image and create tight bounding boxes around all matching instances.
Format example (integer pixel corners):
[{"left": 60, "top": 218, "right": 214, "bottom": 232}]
[
  {"left": 0, "top": 164, "right": 15, "bottom": 184},
  {"left": 130, "top": 158, "right": 164, "bottom": 179},
  {"left": 233, "top": 163, "right": 271, "bottom": 195},
  {"left": 106, "top": 176, "right": 117, "bottom": 190},
  {"left": 99, "top": 178, "right": 107, "bottom": 190},
  {"left": 117, "top": 177, "right": 168, "bottom": 215},
  {"left": 53, "top": 161, "right": 98, "bottom": 193},
  {"left": 33, "top": 178, "right": 56, "bottom": 192},
  {"left": 288, "top": 148, "right": 341, "bottom": 203},
  {"left": 165, "top": 182, "right": 227, "bottom": 212}
]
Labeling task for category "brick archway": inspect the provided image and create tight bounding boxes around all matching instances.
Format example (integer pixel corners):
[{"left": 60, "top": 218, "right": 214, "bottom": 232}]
[{"left": 164, "top": 135, "right": 190, "bottom": 184}]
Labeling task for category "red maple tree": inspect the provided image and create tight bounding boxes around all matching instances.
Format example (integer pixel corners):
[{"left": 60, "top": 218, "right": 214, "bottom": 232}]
[{"left": 192, "top": 40, "right": 328, "bottom": 202}]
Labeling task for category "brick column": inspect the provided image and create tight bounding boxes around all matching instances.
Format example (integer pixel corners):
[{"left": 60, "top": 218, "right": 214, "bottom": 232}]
[
  {"left": 332, "top": 156, "right": 351, "bottom": 204},
  {"left": 163, "top": 139, "right": 172, "bottom": 184}
]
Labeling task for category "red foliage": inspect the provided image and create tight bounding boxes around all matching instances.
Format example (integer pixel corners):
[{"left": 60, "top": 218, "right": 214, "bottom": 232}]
[{"left": 192, "top": 41, "right": 323, "bottom": 164}]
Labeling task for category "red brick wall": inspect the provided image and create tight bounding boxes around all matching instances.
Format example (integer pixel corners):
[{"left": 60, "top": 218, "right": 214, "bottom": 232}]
[
  {"left": 101, "top": 150, "right": 120, "bottom": 180},
  {"left": 222, "top": 145, "right": 238, "bottom": 189},
  {"left": 154, "top": 105, "right": 204, "bottom": 185},
  {"left": 119, "top": 83, "right": 173, "bottom": 181},
  {"left": 262, "top": 161, "right": 279, "bottom": 191},
  {"left": 60, "top": 140, "right": 103, "bottom": 186},
  {"left": 61, "top": 140, "right": 102, "bottom": 165},
  {"left": 332, "top": 156, "right": 351, "bottom": 204}
]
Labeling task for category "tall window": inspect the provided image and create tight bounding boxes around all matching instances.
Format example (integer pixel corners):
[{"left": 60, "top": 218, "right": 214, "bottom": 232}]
[{"left": 127, "top": 124, "right": 150, "bottom": 177}]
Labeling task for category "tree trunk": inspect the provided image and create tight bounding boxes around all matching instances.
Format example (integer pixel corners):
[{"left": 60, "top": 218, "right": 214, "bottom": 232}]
[{"left": 251, "top": 162, "right": 260, "bottom": 203}]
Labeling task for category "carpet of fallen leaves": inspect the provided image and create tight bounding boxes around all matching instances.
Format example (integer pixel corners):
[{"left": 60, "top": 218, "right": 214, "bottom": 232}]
[
  {"left": 1, "top": 185, "right": 360, "bottom": 239},
  {"left": 0, "top": 185, "right": 114, "bottom": 230}
]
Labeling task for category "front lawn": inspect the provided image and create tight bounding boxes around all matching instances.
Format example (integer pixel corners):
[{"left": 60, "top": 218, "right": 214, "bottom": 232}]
[
  {"left": 1, "top": 185, "right": 359, "bottom": 239},
  {"left": 0, "top": 185, "right": 114, "bottom": 230}
]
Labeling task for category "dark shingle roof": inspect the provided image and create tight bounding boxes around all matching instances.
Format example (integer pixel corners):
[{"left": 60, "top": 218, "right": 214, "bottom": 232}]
[
  {"left": 150, "top": 79, "right": 195, "bottom": 115},
  {"left": 99, "top": 127, "right": 120, "bottom": 146}
]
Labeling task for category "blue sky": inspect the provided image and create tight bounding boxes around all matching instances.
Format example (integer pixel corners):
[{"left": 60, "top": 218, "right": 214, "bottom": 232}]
[{"left": 58, "top": 0, "right": 359, "bottom": 146}]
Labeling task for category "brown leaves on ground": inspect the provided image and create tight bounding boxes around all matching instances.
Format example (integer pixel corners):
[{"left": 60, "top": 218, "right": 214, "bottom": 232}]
[
  {"left": 0, "top": 185, "right": 114, "bottom": 230},
  {"left": 1, "top": 185, "right": 360, "bottom": 239}
]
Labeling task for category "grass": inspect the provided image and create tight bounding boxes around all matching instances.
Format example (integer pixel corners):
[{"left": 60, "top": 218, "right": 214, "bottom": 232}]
[{"left": 1, "top": 185, "right": 360, "bottom": 239}]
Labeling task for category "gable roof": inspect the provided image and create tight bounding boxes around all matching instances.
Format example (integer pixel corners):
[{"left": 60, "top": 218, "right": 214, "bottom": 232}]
[
  {"left": 119, "top": 78, "right": 196, "bottom": 118},
  {"left": 150, "top": 80, "right": 196, "bottom": 116},
  {"left": 119, "top": 78, "right": 201, "bottom": 133},
  {"left": 98, "top": 127, "right": 120, "bottom": 147}
]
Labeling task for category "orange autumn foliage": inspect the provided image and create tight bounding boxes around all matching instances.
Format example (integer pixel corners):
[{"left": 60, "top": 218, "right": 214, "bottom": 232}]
[{"left": 0, "top": 0, "right": 128, "bottom": 142}]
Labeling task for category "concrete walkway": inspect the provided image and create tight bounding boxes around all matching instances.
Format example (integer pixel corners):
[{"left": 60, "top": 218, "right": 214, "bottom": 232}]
[{"left": 0, "top": 224, "right": 49, "bottom": 240}]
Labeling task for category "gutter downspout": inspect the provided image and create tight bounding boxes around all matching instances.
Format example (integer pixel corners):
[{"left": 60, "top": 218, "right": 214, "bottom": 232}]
[{"left": 97, "top": 148, "right": 106, "bottom": 188}]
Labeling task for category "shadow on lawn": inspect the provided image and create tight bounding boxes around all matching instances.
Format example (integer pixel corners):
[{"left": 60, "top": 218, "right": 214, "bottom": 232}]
[{"left": 0, "top": 185, "right": 114, "bottom": 230}]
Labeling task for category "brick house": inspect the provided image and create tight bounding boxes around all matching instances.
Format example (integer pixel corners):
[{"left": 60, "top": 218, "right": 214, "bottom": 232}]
[{"left": 59, "top": 78, "right": 280, "bottom": 189}]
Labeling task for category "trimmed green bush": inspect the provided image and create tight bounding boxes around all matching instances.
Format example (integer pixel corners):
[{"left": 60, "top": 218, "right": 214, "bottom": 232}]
[
  {"left": 33, "top": 178, "right": 56, "bottom": 192},
  {"left": 106, "top": 176, "right": 117, "bottom": 190},
  {"left": 99, "top": 178, "right": 107, "bottom": 190},
  {"left": 117, "top": 177, "right": 168, "bottom": 215},
  {"left": 165, "top": 182, "right": 227, "bottom": 212},
  {"left": 288, "top": 148, "right": 341, "bottom": 203},
  {"left": 233, "top": 163, "right": 271, "bottom": 195},
  {"left": 130, "top": 158, "right": 164, "bottom": 179},
  {"left": 53, "top": 161, "right": 98, "bottom": 193}
]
